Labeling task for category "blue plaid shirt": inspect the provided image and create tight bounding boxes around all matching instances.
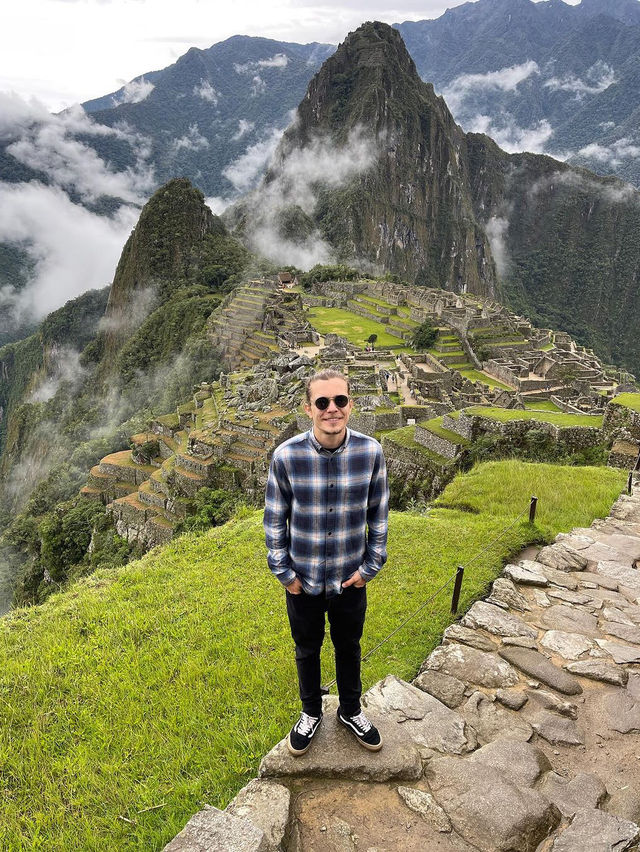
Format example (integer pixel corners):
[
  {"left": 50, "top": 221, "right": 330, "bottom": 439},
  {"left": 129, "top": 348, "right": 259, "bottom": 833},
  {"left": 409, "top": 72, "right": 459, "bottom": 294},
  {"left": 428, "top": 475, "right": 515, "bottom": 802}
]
[{"left": 264, "top": 428, "right": 389, "bottom": 596}]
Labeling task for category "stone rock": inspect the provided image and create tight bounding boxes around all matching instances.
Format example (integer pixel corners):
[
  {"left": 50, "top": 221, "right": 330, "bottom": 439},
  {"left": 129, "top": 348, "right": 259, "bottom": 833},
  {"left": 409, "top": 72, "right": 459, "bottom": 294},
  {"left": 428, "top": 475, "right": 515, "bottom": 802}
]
[
  {"left": 546, "top": 588, "right": 592, "bottom": 605},
  {"left": 426, "top": 754, "right": 560, "bottom": 852},
  {"left": 628, "top": 672, "right": 640, "bottom": 699},
  {"left": 259, "top": 695, "right": 422, "bottom": 782},
  {"left": 602, "top": 607, "right": 636, "bottom": 626},
  {"left": 595, "top": 560, "right": 640, "bottom": 594},
  {"left": 502, "top": 636, "right": 538, "bottom": 649},
  {"left": 525, "top": 689, "right": 578, "bottom": 720},
  {"left": 531, "top": 710, "right": 585, "bottom": 746},
  {"left": 397, "top": 786, "right": 452, "bottom": 832},
  {"left": 487, "top": 577, "right": 531, "bottom": 612},
  {"left": 537, "top": 565, "right": 580, "bottom": 591},
  {"left": 462, "top": 691, "right": 533, "bottom": 745},
  {"left": 596, "top": 639, "right": 640, "bottom": 664},
  {"left": 468, "top": 739, "right": 552, "bottom": 788},
  {"left": 226, "top": 779, "right": 290, "bottom": 852},
  {"left": 536, "top": 542, "right": 588, "bottom": 572},
  {"left": 541, "top": 772, "right": 607, "bottom": 817},
  {"left": 412, "top": 670, "right": 466, "bottom": 708},
  {"left": 534, "top": 590, "right": 552, "bottom": 607},
  {"left": 576, "top": 572, "right": 619, "bottom": 591},
  {"left": 538, "top": 605, "right": 599, "bottom": 637},
  {"left": 540, "top": 630, "right": 594, "bottom": 660},
  {"left": 163, "top": 805, "right": 268, "bottom": 852},
  {"left": 608, "top": 621, "right": 638, "bottom": 650},
  {"left": 461, "top": 601, "right": 538, "bottom": 639},
  {"left": 499, "top": 647, "right": 583, "bottom": 695},
  {"left": 606, "top": 785, "right": 640, "bottom": 824},
  {"left": 425, "top": 643, "right": 519, "bottom": 689},
  {"left": 602, "top": 689, "right": 640, "bottom": 733},
  {"left": 442, "top": 623, "right": 498, "bottom": 652},
  {"left": 565, "top": 661, "right": 628, "bottom": 687},
  {"left": 551, "top": 808, "right": 639, "bottom": 851},
  {"left": 363, "top": 676, "right": 475, "bottom": 755},
  {"left": 504, "top": 562, "right": 548, "bottom": 586},
  {"left": 495, "top": 689, "right": 528, "bottom": 711}
]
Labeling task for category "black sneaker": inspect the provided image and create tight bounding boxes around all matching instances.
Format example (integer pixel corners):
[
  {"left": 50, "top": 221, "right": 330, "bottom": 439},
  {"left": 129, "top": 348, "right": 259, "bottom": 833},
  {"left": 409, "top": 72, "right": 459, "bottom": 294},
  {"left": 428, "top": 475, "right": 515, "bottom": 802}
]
[
  {"left": 287, "top": 712, "right": 323, "bottom": 756},
  {"left": 337, "top": 707, "right": 382, "bottom": 751}
]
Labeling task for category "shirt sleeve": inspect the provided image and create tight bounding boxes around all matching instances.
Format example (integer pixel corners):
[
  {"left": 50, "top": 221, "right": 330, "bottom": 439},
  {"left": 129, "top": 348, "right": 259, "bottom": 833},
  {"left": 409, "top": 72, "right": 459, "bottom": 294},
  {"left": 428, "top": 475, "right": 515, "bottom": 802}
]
[
  {"left": 358, "top": 445, "right": 389, "bottom": 581},
  {"left": 264, "top": 453, "right": 297, "bottom": 587}
]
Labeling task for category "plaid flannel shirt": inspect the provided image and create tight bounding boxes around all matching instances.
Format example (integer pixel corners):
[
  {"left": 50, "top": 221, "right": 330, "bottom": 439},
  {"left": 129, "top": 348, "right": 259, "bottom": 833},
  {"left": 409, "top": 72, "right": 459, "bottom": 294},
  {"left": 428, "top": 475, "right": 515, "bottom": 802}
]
[{"left": 264, "top": 428, "right": 389, "bottom": 596}]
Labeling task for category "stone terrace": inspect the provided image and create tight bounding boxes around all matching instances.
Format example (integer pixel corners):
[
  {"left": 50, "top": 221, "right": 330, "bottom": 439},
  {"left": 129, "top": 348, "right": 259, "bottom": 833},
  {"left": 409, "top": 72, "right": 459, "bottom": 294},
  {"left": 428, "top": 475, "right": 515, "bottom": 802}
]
[{"left": 166, "top": 484, "right": 640, "bottom": 852}]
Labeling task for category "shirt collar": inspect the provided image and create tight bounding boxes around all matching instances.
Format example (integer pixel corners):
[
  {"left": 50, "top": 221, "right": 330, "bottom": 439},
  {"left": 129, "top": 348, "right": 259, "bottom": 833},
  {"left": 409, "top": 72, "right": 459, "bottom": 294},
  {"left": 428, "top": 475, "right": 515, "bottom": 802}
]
[{"left": 308, "top": 427, "right": 351, "bottom": 455}]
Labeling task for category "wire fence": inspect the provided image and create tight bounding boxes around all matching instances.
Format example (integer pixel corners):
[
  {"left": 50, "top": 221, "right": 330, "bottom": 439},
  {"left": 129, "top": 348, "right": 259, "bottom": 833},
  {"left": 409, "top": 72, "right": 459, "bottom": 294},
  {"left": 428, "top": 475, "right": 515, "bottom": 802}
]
[{"left": 322, "top": 495, "right": 538, "bottom": 692}]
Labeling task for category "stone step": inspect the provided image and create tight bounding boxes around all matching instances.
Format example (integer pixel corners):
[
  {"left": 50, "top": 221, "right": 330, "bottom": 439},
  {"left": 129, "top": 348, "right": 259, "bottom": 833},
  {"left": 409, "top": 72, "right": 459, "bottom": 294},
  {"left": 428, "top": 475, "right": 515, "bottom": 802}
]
[{"left": 138, "top": 480, "right": 167, "bottom": 510}]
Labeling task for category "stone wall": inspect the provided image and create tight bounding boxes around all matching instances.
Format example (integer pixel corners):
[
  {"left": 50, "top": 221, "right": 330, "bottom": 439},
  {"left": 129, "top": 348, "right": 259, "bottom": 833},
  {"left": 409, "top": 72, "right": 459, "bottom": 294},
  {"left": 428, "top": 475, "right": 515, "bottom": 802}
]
[{"left": 414, "top": 425, "right": 460, "bottom": 459}]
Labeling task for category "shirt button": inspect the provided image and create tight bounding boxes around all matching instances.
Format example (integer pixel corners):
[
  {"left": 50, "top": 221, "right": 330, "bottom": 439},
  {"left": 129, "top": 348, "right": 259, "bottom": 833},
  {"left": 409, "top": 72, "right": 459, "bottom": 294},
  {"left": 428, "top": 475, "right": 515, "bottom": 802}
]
[
  {"left": 328, "top": 531, "right": 332, "bottom": 536},
  {"left": 329, "top": 508, "right": 333, "bottom": 512},
  {"left": 330, "top": 483, "right": 334, "bottom": 488}
]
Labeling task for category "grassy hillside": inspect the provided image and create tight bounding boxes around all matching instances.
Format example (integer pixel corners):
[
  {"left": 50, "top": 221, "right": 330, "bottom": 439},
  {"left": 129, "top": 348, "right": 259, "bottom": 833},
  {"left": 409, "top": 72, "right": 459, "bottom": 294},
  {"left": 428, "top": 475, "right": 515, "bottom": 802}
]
[{"left": 0, "top": 461, "right": 626, "bottom": 850}]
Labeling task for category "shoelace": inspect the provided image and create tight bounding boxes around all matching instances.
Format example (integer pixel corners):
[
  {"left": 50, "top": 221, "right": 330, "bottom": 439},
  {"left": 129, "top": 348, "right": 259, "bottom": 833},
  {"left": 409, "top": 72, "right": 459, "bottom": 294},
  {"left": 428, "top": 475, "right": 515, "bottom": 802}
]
[
  {"left": 295, "top": 712, "right": 319, "bottom": 736},
  {"left": 350, "top": 711, "right": 372, "bottom": 732}
]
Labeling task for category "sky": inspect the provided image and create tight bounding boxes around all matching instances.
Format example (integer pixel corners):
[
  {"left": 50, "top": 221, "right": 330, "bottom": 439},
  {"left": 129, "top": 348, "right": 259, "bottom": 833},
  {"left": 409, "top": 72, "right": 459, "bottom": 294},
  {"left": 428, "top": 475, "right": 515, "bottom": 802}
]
[{"left": 3, "top": 0, "right": 580, "bottom": 112}]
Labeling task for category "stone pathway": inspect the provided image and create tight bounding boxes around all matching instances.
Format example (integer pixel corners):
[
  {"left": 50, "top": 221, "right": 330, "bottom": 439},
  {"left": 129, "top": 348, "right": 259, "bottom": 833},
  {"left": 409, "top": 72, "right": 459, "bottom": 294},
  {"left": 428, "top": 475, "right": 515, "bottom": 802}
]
[{"left": 165, "top": 483, "right": 640, "bottom": 851}]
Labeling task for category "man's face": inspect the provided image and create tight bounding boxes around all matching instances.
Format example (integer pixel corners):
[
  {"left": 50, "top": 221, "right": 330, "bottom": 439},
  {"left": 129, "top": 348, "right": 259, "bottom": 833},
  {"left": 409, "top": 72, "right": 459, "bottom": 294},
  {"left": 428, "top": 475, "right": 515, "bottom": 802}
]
[{"left": 304, "top": 377, "right": 353, "bottom": 444}]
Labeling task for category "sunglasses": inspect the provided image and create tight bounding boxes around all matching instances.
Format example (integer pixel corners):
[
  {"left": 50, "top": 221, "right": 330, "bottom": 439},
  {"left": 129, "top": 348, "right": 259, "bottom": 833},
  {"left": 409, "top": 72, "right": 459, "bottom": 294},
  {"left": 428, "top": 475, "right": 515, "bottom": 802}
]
[{"left": 312, "top": 395, "right": 350, "bottom": 410}]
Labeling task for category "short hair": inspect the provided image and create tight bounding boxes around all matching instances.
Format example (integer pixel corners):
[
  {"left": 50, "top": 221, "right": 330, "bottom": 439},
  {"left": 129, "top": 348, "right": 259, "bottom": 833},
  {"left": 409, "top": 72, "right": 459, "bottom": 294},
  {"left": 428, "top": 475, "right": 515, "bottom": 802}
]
[{"left": 305, "top": 369, "right": 350, "bottom": 403}]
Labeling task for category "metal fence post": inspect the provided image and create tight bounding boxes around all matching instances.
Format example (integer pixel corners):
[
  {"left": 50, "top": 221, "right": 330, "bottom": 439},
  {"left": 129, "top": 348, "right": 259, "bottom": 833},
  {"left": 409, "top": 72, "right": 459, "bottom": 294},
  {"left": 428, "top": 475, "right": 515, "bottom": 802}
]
[
  {"left": 451, "top": 565, "right": 465, "bottom": 614},
  {"left": 529, "top": 496, "right": 538, "bottom": 524},
  {"left": 629, "top": 471, "right": 634, "bottom": 496}
]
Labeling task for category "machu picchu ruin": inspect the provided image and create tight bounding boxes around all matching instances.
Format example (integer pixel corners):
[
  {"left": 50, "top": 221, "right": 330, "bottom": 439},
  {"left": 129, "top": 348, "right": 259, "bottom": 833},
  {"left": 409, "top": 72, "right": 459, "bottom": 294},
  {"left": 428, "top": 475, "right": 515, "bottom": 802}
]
[{"left": 81, "top": 276, "right": 640, "bottom": 549}]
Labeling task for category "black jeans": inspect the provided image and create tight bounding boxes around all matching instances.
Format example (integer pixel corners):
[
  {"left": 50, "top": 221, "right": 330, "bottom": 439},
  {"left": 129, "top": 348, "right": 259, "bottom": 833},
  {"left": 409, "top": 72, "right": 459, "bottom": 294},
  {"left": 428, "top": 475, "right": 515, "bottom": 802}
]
[{"left": 286, "top": 584, "right": 367, "bottom": 718}]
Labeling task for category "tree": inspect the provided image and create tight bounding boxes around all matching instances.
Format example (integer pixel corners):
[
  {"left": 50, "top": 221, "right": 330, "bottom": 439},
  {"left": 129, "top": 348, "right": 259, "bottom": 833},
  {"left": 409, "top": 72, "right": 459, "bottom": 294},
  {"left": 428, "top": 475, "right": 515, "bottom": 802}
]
[
  {"left": 366, "top": 333, "right": 377, "bottom": 350},
  {"left": 412, "top": 320, "right": 438, "bottom": 351}
]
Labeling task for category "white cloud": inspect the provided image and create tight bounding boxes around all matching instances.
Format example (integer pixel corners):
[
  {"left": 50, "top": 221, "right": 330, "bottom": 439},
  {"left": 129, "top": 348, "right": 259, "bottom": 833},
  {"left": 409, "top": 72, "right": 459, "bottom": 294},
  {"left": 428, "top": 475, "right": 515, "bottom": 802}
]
[
  {"left": 205, "top": 196, "right": 233, "bottom": 215},
  {"left": 0, "top": 181, "right": 139, "bottom": 323},
  {"left": 485, "top": 214, "right": 511, "bottom": 278},
  {"left": 234, "top": 53, "right": 288, "bottom": 75},
  {"left": 529, "top": 169, "right": 640, "bottom": 206},
  {"left": 576, "top": 138, "right": 640, "bottom": 168},
  {"left": 257, "top": 53, "right": 288, "bottom": 69},
  {"left": 243, "top": 125, "right": 379, "bottom": 269},
  {"left": 170, "top": 123, "right": 210, "bottom": 153},
  {"left": 112, "top": 77, "right": 154, "bottom": 106},
  {"left": 29, "top": 346, "right": 86, "bottom": 403},
  {"left": 193, "top": 79, "right": 219, "bottom": 104},
  {"left": 223, "top": 127, "right": 286, "bottom": 192},
  {"left": 251, "top": 74, "right": 266, "bottom": 96},
  {"left": 544, "top": 61, "right": 616, "bottom": 97},
  {"left": 469, "top": 113, "right": 553, "bottom": 154},
  {"left": 231, "top": 119, "right": 255, "bottom": 141},
  {"left": 442, "top": 61, "right": 539, "bottom": 113},
  {"left": 1, "top": 94, "right": 155, "bottom": 203}
]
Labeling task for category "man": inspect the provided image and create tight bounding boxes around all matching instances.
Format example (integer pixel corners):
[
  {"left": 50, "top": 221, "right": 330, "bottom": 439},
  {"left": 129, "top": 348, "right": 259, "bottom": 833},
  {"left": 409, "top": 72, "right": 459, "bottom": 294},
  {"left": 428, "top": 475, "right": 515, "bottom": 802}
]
[{"left": 264, "top": 369, "right": 389, "bottom": 756}]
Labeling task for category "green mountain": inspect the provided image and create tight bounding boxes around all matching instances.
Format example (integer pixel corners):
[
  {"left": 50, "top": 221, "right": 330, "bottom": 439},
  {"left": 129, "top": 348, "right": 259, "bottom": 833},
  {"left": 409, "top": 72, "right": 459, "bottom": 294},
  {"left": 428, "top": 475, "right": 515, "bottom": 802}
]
[{"left": 231, "top": 21, "right": 640, "bottom": 377}]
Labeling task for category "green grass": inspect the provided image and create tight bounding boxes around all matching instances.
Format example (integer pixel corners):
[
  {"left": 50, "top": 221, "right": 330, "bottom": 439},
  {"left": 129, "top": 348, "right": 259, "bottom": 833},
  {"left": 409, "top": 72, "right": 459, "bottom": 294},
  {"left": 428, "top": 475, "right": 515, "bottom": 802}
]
[
  {"left": 457, "top": 369, "right": 512, "bottom": 390},
  {"left": 420, "top": 416, "right": 470, "bottom": 446},
  {"left": 306, "top": 307, "right": 403, "bottom": 349},
  {"left": 611, "top": 393, "right": 640, "bottom": 413},
  {"left": 524, "top": 400, "right": 563, "bottom": 412},
  {"left": 0, "top": 462, "right": 626, "bottom": 850},
  {"left": 465, "top": 406, "right": 603, "bottom": 428},
  {"left": 383, "top": 426, "right": 453, "bottom": 466}
]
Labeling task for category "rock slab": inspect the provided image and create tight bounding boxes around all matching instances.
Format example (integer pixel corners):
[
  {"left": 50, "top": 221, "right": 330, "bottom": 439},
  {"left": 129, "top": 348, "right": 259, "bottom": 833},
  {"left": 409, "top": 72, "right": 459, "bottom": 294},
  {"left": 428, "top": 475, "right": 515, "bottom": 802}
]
[{"left": 498, "top": 646, "right": 583, "bottom": 695}]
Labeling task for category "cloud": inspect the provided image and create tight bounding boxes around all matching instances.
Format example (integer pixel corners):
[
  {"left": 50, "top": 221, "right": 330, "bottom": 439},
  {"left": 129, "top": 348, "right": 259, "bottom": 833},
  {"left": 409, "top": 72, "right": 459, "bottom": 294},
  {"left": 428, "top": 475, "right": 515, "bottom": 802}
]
[
  {"left": 29, "top": 346, "right": 87, "bottom": 403},
  {"left": 242, "top": 125, "right": 379, "bottom": 269},
  {"left": 251, "top": 75, "right": 266, "bottom": 96},
  {"left": 1, "top": 94, "right": 155, "bottom": 204},
  {"left": 223, "top": 127, "right": 286, "bottom": 192},
  {"left": 205, "top": 196, "right": 233, "bottom": 215},
  {"left": 170, "top": 124, "right": 209, "bottom": 153},
  {"left": 576, "top": 138, "right": 640, "bottom": 168},
  {"left": 544, "top": 61, "right": 616, "bottom": 97},
  {"left": 485, "top": 214, "right": 511, "bottom": 278},
  {"left": 442, "top": 61, "right": 539, "bottom": 113},
  {"left": 0, "top": 181, "right": 139, "bottom": 323},
  {"left": 112, "top": 78, "right": 154, "bottom": 106},
  {"left": 469, "top": 113, "right": 553, "bottom": 154},
  {"left": 234, "top": 53, "right": 288, "bottom": 74},
  {"left": 529, "top": 169, "right": 640, "bottom": 206},
  {"left": 231, "top": 119, "right": 255, "bottom": 141},
  {"left": 193, "top": 79, "right": 219, "bottom": 104}
]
